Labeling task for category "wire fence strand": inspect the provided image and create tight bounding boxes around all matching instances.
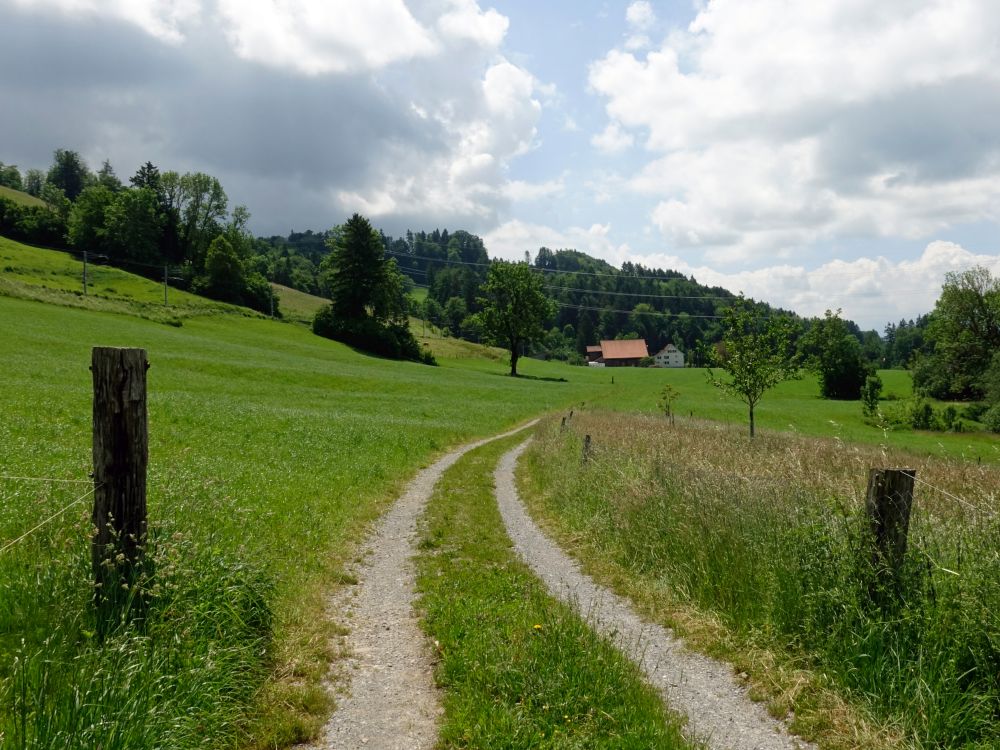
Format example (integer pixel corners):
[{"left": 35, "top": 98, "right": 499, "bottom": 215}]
[
  {"left": 0, "top": 484, "right": 97, "bottom": 557},
  {"left": 912, "top": 473, "right": 996, "bottom": 519},
  {"left": 0, "top": 474, "right": 92, "bottom": 485}
]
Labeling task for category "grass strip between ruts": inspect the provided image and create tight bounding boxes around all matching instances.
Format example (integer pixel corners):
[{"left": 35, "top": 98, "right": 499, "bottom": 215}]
[{"left": 415, "top": 433, "right": 698, "bottom": 749}]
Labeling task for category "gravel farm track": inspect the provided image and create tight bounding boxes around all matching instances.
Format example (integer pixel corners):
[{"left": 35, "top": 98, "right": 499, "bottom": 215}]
[{"left": 309, "top": 425, "right": 815, "bottom": 750}]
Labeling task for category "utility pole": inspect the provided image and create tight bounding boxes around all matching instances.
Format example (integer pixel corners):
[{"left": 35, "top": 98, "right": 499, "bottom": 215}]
[
  {"left": 83, "top": 251, "right": 88, "bottom": 296},
  {"left": 163, "top": 264, "right": 168, "bottom": 306},
  {"left": 269, "top": 287, "right": 275, "bottom": 318}
]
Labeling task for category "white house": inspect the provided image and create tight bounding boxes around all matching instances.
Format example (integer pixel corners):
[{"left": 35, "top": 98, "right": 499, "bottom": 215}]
[{"left": 654, "top": 344, "right": 685, "bottom": 368}]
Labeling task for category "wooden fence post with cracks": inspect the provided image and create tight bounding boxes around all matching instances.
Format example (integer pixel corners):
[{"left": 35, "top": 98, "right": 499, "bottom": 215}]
[
  {"left": 865, "top": 468, "right": 915, "bottom": 602},
  {"left": 582, "top": 434, "right": 592, "bottom": 463},
  {"left": 92, "top": 346, "right": 150, "bottom": 634}
]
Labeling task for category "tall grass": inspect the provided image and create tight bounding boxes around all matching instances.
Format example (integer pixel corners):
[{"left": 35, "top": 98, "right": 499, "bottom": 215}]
[
  {"left": 521, "top": 413, "right": 1000, "bottom": 748},
  {"left": 0, "top": 479, "right": 273, "bottom": 749}
]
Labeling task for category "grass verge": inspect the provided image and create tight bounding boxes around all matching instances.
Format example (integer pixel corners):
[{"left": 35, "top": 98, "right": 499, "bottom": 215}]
[
  {"left": 415, "top": 434, "right": 697, "bottom": 749},
  {"left": 0, "top": 295, "right": 604, "bottom": 749},
  {"left": 519, "top": 412, "right": 1000, "bottom": 749}
]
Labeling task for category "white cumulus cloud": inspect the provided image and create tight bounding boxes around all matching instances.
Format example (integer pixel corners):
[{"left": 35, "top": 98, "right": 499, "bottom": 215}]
[
  {"left": 591, "top": 122, "right": 634, "bottom": 153},
  {"left": 628, "top": 241, "right": 1000, "bottom": 329},
  {"left": 484, "top": 219, "right": 631, "bottom": 263},
  {"left": 437, "top": 0, "right": 508, "bottom": 48},
  {"left": 588, "top": 0, "right": 1000, "bottom": 264},
  {"left": 625, "top": 1, "right": 655, "bottom": 30},
  {"left": 216, "top": 0, "right": 438, "bottom": 75}
]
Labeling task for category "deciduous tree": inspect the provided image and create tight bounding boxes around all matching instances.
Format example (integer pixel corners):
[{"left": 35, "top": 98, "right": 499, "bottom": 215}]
[
  {"left": 800, "top": 309, "right": 870, "bottom": 400},
  {"left": 477, "top": 261, "right": 555, "bottom": 376},
  {"left": 913, "top": 267, "right": 1000, "bottom": 399},
  {"left": 705, "top": 298, "right": 798, "bottom": 437}
]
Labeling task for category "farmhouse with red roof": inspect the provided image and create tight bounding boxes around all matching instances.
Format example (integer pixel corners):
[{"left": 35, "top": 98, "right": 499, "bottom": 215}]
[{"left": 586, "top": 339, "right": 649, "bottom": 367}]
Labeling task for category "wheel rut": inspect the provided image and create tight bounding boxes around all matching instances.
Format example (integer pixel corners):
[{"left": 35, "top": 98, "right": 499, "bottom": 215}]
[
  {"left": 494, "top": 438, "right": 816, "bottom": 750},
  {"left": 308, "top": 420, "right": 538, "bottom": 750}
]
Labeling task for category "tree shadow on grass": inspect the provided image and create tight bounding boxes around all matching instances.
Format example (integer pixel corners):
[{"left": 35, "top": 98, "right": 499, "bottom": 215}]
[{"left": 487, "top": 371, "right": 568, "bottom": 383}]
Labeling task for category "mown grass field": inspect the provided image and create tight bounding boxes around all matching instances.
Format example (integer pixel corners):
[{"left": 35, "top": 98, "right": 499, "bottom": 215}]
[
  {"left": 520, "top": 413, "right": 1000, "bottom": 749},
  {"left": 2, "top": 237, "right": 997, "bottom": 748},
  {"left": 270, "top": 282, "right": 326, "bottom": 325},
  {"left": 0, "top": 292, "right": 611, "bottom": 748}
]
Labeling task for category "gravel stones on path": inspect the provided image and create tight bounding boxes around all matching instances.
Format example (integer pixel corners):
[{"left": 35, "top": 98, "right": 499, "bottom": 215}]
[
  {"left": 494, "top": 438, "right": 816, "bottom": 750},
  {"left": 310, "top": 421, "right": 537, "bottom": 750}
]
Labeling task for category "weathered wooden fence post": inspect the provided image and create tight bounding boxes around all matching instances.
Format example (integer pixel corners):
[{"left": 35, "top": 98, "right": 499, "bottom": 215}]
[
  {"left": 865, "top": 468, "right": 915, "bottom": 601},
  {"left": 92, "top": 346, "right": 149, "bottom": 633},
  {"left": 582, "top": 434, "right": 592, "bottom": 463}
]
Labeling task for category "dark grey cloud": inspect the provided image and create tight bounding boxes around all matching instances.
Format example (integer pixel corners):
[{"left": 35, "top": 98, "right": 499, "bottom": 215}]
[
  {"left": 0, "top": 2, "right": 481, "bottom": 235},
  {"left": 0, "top": 5, "right": 186, "bottom": 89},
  {"left": 817, "top": 76, "right": 1000, "bottom": 192}
]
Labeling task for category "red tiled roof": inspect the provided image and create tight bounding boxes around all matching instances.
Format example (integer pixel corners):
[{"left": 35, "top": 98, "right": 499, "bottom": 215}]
[
  {"left": 599, "top": 339, "right": 649, "bottom": 360},
  {"left": 586, "top": 345, "right": 603, "bottom": 353}
]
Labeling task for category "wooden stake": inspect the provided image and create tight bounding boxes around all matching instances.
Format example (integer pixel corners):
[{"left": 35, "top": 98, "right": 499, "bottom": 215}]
[
  {"left": 92, "top": 347, "right": 149, "bottom": 632},
  {"left": 865, "top": 468, "right": 915, "bottom": 601}
]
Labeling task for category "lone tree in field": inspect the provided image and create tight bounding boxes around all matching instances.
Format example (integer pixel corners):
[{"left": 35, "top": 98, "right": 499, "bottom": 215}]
[
  {"left": 477, "top": 261, "right": 555, "bottom": 376},
  {"left": 658, "top": 384, "right": 679, "bottom": 420},
  {"left": 705, "top": 297, "right": 798, "bottom": 437}
]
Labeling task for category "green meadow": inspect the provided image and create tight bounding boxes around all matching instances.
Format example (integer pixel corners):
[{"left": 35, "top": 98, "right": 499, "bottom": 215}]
[
  {"left": 1, "top": 238, "right": 996, "bottom": 748},
  {"left": 0, "top": 292, "right": 602, "bottom": 748},
  {"left": 270, "top": 281, "right": 326, "bottom": 324},
  {"left": 0, "top": 235, "right": 239, "bottom": 323},
  {"left": 520, "top": 413, "right": 1000, "bottom": 749}
]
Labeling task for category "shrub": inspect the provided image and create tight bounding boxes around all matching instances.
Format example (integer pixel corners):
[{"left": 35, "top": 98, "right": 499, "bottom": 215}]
[
  {"left": 983, "top": 404, "right": 1000, "bottom": 433},
  {"left": 909, "top": 399, "right": 939, "bottom": 430},
  {"left": 313, "top": 305, "right": 435, "bottom": 365},
  {"left": 860, "top": 373, "right": 882, "bottom": 417},
  {"left": 963, "top": 402, "right": 989, "bottom": 423}
]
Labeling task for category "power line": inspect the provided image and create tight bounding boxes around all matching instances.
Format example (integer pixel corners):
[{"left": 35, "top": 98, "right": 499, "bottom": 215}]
[
  {"left": 385, "top": 249, "right": 951, "bottom": 299},
  {"left": 386, "top": 249, "right": 492, "bottom": 270},
  {"left": 912, "top": 474, "right": 995, "bottom": 519},
  {"left": 545, "top": 284, "right": 736, "bottom": 302},
  {"left": 555, "top": 301, "right": 727, "bottom": 320}
]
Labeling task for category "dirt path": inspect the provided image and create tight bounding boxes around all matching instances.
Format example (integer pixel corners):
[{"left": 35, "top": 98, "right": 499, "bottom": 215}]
[
  {"left": 310, "top": 421, "right": 538, "bottom": 750},
  {"left": 495, "top": 439, "right": 816, "bottom": 750}
]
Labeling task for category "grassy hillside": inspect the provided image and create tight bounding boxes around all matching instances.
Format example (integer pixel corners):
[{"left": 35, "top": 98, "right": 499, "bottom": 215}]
[
  {"left": 270, "top": 282, "right": 326, "bottom": 324},
  {"left": 0, "top": 293, "right": 608, "bottom": 748},
  {"left": 0, "top": 185, "right": 46, "bottom": 208},
  {"left": 0, "top": 235, "right": 241, "bottom": 323}
]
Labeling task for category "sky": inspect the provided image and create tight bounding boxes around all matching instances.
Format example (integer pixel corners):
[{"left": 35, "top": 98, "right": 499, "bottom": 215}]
[{"left": 2, "top": 0, "right": 999, "bottom": 331}]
